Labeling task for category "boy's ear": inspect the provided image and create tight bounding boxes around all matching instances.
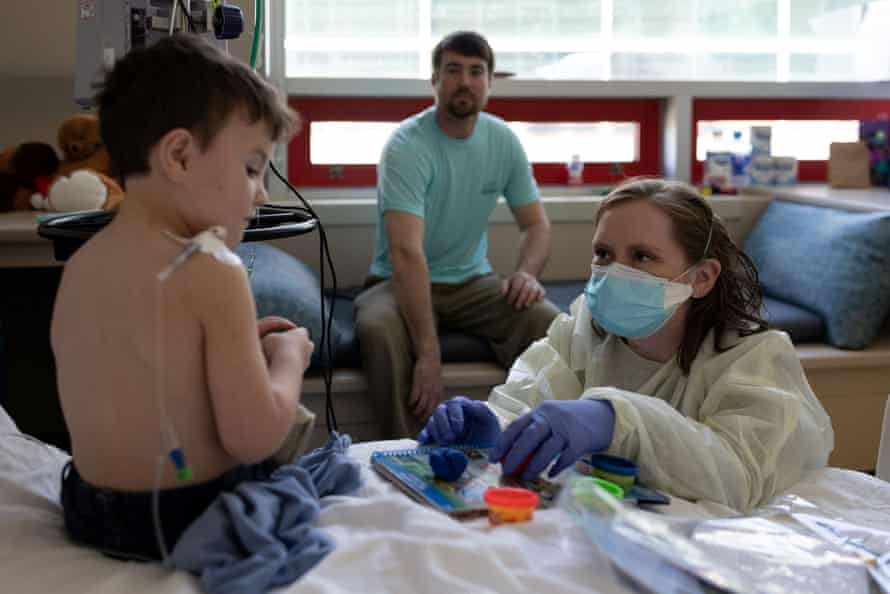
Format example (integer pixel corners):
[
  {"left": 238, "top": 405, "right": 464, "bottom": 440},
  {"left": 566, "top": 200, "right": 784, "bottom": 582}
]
[
  {"left": 155, "top": 128, "right": 197, "bottom": 182},
  {"left": 692, "top": 258, "right": 721, "bottom": 299}
]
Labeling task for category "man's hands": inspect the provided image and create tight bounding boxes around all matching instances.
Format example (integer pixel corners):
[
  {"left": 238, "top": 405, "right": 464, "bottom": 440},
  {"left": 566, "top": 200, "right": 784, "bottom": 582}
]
[
  {"left": 258, "top": 316, "right": 314, "bottom": 374},
  {"left": 501, "top": 271, "right": 545, "bottom": 310},
  {"left": 409, "top": 353, "right": 444, "bottom": 422}
]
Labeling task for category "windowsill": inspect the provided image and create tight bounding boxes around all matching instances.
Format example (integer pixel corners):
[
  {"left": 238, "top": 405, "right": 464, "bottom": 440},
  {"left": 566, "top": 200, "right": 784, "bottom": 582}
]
[
  {"left": 285, "top": 78, "right": 890, "bottom": 99},
  {"left": 270, "top": 183, "right": 765, "bottom": 226},
  {"left": 742, "top": 183, "right": 890, "bottom": 212}
]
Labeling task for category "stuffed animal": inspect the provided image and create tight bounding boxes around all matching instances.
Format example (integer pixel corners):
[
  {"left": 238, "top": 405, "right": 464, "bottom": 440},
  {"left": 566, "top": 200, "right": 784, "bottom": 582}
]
[
  {"left": 29, "top": 113, "right": 124, "bottom": 212},
  {"left": 31, "top": 169, "right": 123, "bottom": 212},
  {"left": 55, "top": 113, "right": 112, "bottom": 177},
  {"left": 0, "top": 142, "right": 60, "bottom": 212}
]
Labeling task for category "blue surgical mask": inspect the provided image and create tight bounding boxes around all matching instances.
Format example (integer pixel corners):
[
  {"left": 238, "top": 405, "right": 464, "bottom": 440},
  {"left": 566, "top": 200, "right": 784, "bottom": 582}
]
[{"left": 583, "top": 262, "right": 695, "bottom": 339}]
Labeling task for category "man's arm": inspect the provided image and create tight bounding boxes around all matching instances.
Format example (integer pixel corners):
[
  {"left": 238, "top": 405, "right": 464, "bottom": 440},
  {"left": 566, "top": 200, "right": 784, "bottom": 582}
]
[
  {"left": 502, "top": 200, "right": 552, "bottom": 309},
  {"left": 385, "top": 210, "right": 443, "bottom": 422}
]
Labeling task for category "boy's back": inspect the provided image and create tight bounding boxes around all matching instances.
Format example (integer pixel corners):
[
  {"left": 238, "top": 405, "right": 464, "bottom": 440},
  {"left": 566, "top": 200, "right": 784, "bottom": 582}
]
[{"left": 53, "top": 216, "right": 246, "bottom": 490}]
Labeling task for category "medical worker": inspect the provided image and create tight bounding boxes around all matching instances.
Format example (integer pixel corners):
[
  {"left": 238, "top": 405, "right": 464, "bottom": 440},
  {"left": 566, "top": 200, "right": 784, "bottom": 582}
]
[{"left": 419, "top": 178, "right": 833, "bottom": 511}]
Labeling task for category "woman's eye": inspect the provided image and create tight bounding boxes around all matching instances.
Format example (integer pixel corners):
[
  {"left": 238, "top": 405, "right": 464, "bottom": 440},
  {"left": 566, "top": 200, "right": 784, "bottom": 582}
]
[
  {"left": 246, "top": 166, "right": 259, "bottom": 177},
  {"left": 634, "top": 252, "right": 653, "bottom": 263},
  {"left": 593, "top": 249, "right": 611, "bottom": 263}
]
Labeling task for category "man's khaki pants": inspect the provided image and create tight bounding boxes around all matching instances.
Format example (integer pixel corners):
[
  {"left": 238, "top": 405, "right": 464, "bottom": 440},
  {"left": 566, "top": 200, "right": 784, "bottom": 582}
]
[{"left": 354, "top": 274, "right": 561, "bottom": 438}]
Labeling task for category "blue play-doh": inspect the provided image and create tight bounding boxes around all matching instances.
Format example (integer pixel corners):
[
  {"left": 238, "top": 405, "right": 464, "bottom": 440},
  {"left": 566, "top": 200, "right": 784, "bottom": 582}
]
[{"left": 429, "top": 448, "right": 469, "bottom": 482}]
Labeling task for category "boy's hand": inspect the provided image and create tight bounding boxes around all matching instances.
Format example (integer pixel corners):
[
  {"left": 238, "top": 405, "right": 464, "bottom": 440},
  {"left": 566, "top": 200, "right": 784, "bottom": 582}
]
[
  {"left": 257, "top": 316, "right": 297, "bottom": 338},
  {"left": 262, "top": 326, "right": 314, "bottom": 373}
]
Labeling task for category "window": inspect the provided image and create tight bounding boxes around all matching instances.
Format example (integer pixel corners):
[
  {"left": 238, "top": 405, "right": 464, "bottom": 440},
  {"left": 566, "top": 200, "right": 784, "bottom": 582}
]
[
  {"left": 283, "top": 0, "right": 890, "bottom": 82},
  {"left": 697, "top": 120, "right": 860, "bottom": 161},
  {"left": 692, "top": 98, "right": 890, "bottom": 182},
  {"left": 289, "top": 97, "right": 659, "bottom": 186},
  {"left": 309, "top": 121, "right": 639, "bottom": 166}
]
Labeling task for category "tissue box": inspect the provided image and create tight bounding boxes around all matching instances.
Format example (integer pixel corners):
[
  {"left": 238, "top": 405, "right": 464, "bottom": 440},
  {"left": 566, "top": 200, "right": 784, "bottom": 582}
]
[
  {"left": 748, "top": 155, "right": 774, "bottom": 185},
  {"left": 773, "top": 157, "right": 798, "bottom": 185},
  {"left": 751, "top": 126, "right": 771, "bottom": 156}
]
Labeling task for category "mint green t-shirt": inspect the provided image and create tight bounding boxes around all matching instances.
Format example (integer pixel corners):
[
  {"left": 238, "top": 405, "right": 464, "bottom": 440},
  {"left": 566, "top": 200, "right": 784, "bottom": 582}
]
[{"left": 370, "top": 107, "right": 540, "bottom": 284}]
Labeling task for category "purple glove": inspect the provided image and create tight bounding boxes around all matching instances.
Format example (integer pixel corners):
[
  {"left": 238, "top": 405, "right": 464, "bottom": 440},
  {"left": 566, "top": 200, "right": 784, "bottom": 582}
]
[
  {"left": 489, "top": 399, "right": 615, "bottom": 481},
  {"left": 417, "top": 396, "right": 501, "bottom": 447}
]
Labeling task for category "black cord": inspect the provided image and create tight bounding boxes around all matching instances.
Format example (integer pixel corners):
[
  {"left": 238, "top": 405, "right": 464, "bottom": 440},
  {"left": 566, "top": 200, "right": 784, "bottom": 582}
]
[
  {"left": 269, "top": 161, "right": 339, "bottom": 434},
  {"left": 177, "top": 0, "right": 196, "bottom": 32}
]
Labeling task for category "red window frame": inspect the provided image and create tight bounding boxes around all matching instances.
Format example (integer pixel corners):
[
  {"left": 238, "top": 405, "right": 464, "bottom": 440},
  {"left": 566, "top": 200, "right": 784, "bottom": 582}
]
[
  {"left": 288, "top": 97, "right": 661, "bottom": 186},
  {"left": 692, "top": 98, "right": 890, "bottom": 183}
]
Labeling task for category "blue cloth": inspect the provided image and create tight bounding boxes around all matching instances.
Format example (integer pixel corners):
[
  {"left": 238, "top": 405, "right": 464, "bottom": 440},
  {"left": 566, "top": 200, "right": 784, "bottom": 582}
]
[
  {"left": 370, "top": 107, "right": 540, "bottom": 283},
  {"left": 744, "top": 200, "right": 890, "bottom": 349},
  {"left": 171, "top": 433, "right": 361, "bottom": 594}
]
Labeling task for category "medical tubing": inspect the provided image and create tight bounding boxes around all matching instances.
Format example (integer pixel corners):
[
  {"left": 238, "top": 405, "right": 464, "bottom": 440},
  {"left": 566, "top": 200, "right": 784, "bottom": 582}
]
[
  {"left": 168, "top": 0, "right": 178, "bottom": 35},
  {"left": 269, "top": 161, "right": 340, "bottom": 433},
  {"left": 153, "top": 275, "right": 172, "bottom": 565},
  {"left": 249, "top": 0, "right": 262, "bottom": 71},
  {"left": 178, "top": 0, "right": 196, "bottom": 32},
  {"left": 249, "top": 8, "right": 339, "bottom": 433}
]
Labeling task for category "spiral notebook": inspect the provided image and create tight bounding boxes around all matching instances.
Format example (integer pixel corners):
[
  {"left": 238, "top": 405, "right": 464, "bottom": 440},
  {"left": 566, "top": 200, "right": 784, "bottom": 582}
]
[{"left": 370, "top": 446, "right": 562, "bottom": 519}]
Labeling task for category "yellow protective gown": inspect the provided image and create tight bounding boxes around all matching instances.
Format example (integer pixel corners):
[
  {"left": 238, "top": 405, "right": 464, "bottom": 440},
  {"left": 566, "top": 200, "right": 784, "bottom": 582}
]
[{"left": 488, "top": 296, "right": 834, "bottom": 511}]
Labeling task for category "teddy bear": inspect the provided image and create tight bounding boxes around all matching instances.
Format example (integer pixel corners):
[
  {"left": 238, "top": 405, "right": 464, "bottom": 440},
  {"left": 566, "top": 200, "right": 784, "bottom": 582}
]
[
  {"left": 0, "top": 142, "right": 60, "bottom": 212},
  {"left": 55, "top": 113, "right": 113, "bottom": 177},
  {"left": 29, "top": 112, "right": 124, "bottom": 213}
]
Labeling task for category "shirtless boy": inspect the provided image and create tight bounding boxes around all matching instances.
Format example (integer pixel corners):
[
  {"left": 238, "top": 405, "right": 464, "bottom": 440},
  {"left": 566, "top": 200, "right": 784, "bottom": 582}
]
[{"left": 54, "top": 34, "right": 314, "bottom": 560}]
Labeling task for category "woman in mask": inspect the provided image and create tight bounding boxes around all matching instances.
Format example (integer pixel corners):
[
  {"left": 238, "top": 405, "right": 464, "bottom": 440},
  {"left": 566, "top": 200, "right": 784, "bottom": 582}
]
[{"left": 418, "top": 178, "right": 833, "bottom": 512}]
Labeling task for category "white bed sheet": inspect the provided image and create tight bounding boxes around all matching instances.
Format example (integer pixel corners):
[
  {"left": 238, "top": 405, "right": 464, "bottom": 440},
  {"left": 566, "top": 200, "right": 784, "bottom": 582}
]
[{"left": 3, "top": 409, "right": 890, "bottom": 594}]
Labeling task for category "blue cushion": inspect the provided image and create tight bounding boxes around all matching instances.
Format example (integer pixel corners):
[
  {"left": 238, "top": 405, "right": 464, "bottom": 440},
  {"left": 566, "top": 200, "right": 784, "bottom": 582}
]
[
  {"left": 760, "top": 296, "right": 825, "bottom": 343},
  {"left": 744, "top": 200, "right": 890, "bottom": 349},
  {"left": 237, "top": 243, "right": 342, "bottom": 367}
]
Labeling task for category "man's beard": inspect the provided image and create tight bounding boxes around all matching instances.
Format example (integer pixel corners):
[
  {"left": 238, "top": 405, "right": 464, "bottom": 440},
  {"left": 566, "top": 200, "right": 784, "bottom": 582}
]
[{"left": 446, "top": 92, "right": 478, "bottom": 119}]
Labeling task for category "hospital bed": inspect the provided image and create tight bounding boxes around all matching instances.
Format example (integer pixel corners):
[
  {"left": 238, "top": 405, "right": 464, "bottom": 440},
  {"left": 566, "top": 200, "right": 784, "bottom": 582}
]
[{"left": 4, "top": 401, "right": 890, "bottom": 594}]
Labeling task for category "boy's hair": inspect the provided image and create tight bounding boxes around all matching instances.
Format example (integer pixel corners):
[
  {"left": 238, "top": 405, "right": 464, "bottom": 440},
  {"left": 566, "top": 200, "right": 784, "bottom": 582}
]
[
  {"left": 594, "top": 178, "right": 769, "bottom": 373},
  {"left": 97, "top": 34, "right": 297, "bottom": 183},
  {"left": 432, "top": 31, "right": 495, "bottom": 75}
]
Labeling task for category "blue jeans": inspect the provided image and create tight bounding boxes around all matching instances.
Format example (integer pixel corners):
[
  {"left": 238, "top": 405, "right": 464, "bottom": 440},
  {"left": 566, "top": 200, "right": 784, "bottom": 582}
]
[{"left": 60, "top": 460, "right": 274, "bottom": 561}]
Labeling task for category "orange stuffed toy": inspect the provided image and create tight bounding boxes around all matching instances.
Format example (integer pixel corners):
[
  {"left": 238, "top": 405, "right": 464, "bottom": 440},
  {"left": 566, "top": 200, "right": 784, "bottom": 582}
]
[{"left": 29, "top": 113, "right": 125, "bottom": 213}]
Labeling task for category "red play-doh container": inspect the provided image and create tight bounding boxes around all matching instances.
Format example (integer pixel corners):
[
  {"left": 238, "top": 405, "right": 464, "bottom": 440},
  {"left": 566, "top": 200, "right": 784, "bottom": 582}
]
[{"left": 484, "top": 487, "right": 539, "bottom": 525}]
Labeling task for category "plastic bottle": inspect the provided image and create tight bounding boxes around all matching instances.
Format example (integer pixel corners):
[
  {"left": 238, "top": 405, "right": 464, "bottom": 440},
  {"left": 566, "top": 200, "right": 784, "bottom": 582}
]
[
  {"left": 567, "top": 154, "right": 584, "bottom": 185},
  {"left": 728, "top": 130, "right": 751, "bottom": 189}
]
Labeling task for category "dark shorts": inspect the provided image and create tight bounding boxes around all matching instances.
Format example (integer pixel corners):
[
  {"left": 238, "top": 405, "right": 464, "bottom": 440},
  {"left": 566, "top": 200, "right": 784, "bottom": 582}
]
[{"left": 60, "top": 460, "right": 274, "bottom": 561}]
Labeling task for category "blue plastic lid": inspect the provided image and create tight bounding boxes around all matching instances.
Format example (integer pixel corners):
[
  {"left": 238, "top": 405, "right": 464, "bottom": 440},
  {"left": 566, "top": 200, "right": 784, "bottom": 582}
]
[{"left": 590, "top": 454, "right": 638, "bottom": 477}]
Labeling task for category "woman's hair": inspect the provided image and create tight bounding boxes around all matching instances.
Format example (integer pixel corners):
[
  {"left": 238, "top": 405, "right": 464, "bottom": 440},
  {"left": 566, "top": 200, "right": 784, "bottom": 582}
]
[{"left": 594, "top": 178, "right": 769, "bottom": 373}]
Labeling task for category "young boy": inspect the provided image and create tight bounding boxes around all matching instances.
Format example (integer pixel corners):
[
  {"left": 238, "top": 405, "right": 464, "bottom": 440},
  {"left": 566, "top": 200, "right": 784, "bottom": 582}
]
[{"left": 54, "top": 34, "right": 315, "bottom": 561}]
